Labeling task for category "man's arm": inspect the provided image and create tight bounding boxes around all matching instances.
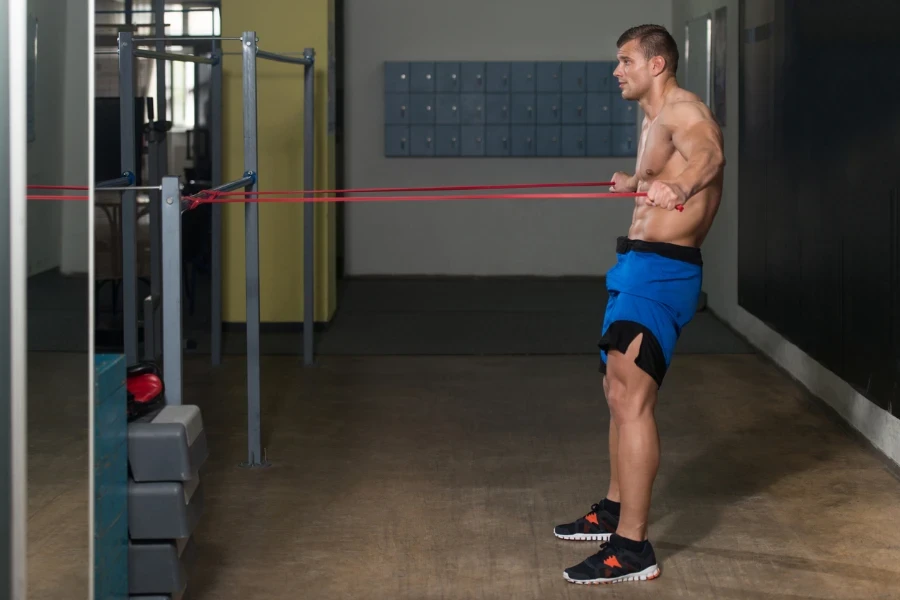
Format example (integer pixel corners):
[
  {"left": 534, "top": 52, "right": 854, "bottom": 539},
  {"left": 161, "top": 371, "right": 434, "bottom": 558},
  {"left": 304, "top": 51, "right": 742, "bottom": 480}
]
[{"left": 669, "top": 101, "right": 726, "bottom": 199}]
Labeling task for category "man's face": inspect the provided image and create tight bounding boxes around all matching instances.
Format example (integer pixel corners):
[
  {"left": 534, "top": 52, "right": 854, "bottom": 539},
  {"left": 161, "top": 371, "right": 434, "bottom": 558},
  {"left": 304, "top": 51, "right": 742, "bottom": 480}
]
[{"left": 614, "top": 39, "right": 653, "bottom": 101}]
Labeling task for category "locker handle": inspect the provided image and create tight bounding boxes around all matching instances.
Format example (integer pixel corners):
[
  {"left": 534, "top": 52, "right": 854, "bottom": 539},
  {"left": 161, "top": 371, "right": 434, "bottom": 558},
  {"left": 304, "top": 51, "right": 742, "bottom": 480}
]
[
  {"left": 476, "top": 137, "right": 482, "bottom": 144},
  {"left": 577, "top": 106, "right": 583, "bottom": 116}
]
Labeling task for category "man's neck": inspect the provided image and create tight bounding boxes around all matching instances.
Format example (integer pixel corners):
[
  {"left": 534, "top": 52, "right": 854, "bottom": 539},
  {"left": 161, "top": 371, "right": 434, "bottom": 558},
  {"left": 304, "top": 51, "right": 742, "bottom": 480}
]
[{"left": 638, "top": 77, "right": 678, "bottom": 120}]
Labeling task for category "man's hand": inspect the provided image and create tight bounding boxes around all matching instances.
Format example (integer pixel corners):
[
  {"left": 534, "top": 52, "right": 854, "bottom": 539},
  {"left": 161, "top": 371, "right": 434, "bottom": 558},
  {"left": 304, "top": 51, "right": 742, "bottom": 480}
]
[
  {"left": 646, "top": 180, "right": 687, "bottom": 211},
  {"left": 610, "top": 171, "right": 637, "bottom": 192}
]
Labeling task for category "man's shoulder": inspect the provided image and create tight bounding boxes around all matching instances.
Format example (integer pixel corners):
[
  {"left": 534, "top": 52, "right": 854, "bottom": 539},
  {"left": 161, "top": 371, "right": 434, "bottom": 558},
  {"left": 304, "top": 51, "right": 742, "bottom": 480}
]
[{"left": 660, "top": 95, "right": 717, "bottom": 130}]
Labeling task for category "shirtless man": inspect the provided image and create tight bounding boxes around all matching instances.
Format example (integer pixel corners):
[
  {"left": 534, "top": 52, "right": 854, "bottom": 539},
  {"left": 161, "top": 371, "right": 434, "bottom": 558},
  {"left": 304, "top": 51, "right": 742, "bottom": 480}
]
[{"left": 553, "top": 24, "right": 725, "bottom": 585}]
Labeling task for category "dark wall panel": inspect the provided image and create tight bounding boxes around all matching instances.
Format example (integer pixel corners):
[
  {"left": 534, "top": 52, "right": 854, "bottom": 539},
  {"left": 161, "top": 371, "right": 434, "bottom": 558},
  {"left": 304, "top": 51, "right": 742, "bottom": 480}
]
[{"left": 738, "top": 0, "right": 900, "bottom": 411}]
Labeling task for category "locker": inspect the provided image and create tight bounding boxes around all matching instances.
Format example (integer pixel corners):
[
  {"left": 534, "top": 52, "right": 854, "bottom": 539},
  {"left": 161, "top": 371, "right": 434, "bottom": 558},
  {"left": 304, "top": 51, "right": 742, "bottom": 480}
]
[
  {"left": 561, "top": 93, "right": 586, "bottom": 124},
  {"left": 510, "top": 62, "right": 536, "bottom": 92},
  {"left": 384, "top": 62, "right": 410, "bottom": 93},
  {"left": 485, "top": 126, "right": 511, "bottom": 156},
  {"left": 384, "top": 126, "right": 410, "bottom": 156},
  {"left": 536, "top": 94, "right": 561, "bottom": 124},
  {"left": 486, "top": 62, "right": 511, "bottom": 93},
  {"left": 561, "top": 126, "right": 586, "bottom": 156},
  {"left": 460, "top": 94, "right": 486, "bottom": 124},
  {"left": 435, "top": 126, "right": 461, "bottom": 156},
  {"left": 511, "top": 94, "right": 536, "bottom": 124},
  {"left": 486, "top": 94, "right": 511, "bottom": 124},
  {"left": 561, "top": 62, "right": 586, "bottom": 92},
  {"left": 409, "top": 62, "right": 436, "bottom": 93},
  {"left": 461, "top": 126, "right": 486, "bottom": 156},
  {"left": 436, "top": 94, "right": 460, "bottom": 124},
  {"left": 536, "top": 62, "right": 562, "bottom": 92},
  {"left": 510, "top": 125, "right": 536, "bottom": 156},
  {"left": 586, "top": 125, "right": 611, "bottom": 156},
  {"left": 409, "top": 94, "right": 436, "bottom": 124},
  {"left": 612, "top": 125, "right": 637, "bottom": 156},
  {"left": 410, "top": 126, "right": 436, "bottom": 156},
  {"left": 587, "top": 61, "right": 616, "bottom": 92},
  {"left": 586, "top": 92, "right": 612, "bottom": 124},
  {"left": 384, "top": 93, "right": 410, "bottom": 125},
  {"left": 536, "top": 125, "right": 561, "bottom": 156},
  {"left": 435, "top": 62, "right": 460, "bottom": 93},
  {"left": 460, "top": 62, "right": 486, "bottom": 92}
]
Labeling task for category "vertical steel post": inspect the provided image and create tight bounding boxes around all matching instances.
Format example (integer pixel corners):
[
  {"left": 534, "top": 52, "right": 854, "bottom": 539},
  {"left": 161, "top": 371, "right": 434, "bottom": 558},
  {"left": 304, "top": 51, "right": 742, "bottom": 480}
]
[
  {"left": 211, "top": 42, "right": 223, "bottom": 366},
  {"left": 119, "top": 32, "right": 138, "bottom": 364},
  {"left": 161, "top": 177, "right": 183, "bottom": 405},
  {"left": 303, "top": 50, "right": 316, "bottom": 367},
  {"left": 242, "top": 31, "right": 266, "bottom": 467},
  {"left": 151, "top": 0, "right": 166, "bottom": 362},
  {"left": 1, "top": 0, "right": 29, "bottom": 591}
]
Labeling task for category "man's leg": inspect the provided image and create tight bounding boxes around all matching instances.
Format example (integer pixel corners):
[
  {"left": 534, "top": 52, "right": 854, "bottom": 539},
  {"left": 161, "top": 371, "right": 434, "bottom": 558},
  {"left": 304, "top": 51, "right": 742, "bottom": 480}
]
[
  {"left": 605, "top": 334, "right": 659, "bottom": 542},
  {"left": 605, "top": 376, "right": 621, "bottom": 504},
  {"left": 551, "top": 374, "right": 620, "bottom": 542},
  {"left": 563, "top": 332, "right": 660, "bottom": 584}
]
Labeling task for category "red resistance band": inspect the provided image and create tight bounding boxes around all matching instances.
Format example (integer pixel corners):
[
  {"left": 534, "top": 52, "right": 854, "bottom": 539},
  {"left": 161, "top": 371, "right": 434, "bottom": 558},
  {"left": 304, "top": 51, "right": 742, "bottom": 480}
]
[{"left": 26, "top": 180, "right": 684, "bottom": 212}]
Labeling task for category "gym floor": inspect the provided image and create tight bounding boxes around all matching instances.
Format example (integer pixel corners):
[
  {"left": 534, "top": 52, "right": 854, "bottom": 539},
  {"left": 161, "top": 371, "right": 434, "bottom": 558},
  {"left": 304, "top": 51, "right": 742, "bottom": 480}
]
[
  {"left": 180, "top": 351, "right": 900, "bottom": 599},
  {"left": 25, "top": 280, "right": 900, "bottom": 598}
]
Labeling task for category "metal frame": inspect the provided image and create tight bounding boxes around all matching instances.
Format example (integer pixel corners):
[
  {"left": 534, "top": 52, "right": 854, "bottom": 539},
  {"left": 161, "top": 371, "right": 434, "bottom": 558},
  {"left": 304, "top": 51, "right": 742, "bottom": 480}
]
[
  {"left": 2, "top": 0, "right": 29, "bottom": 592},
  {"left": 121, "top": 29, "right": 317, "bottom": 470},
  {"left": 161, "top": 176, "right": 184, "bottom": 405}
]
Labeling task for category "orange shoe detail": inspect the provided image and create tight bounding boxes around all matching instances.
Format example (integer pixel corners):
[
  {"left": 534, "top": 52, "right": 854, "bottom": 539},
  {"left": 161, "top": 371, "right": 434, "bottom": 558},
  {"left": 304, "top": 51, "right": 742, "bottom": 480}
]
[
  {"left": 603, "top": 556, "right": 622, "bottom": 569},
  {"left": 585, "top": 513, "right": 599, "bottom": 525}
]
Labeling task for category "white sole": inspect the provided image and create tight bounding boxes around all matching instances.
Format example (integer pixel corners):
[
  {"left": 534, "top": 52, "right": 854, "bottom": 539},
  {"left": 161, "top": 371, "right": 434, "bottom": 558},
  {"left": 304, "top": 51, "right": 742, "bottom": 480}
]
[
  {"left": 563, "top": 564, "right": 661, "bottom": 585},
  {"left": 553, "top": 531, "right": 612, "bottom": 542}
]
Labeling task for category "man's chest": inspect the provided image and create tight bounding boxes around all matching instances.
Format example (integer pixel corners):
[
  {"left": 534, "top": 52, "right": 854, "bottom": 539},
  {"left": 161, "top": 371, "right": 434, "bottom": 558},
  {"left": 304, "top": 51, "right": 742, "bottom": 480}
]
[{"left": 635, "top": 122, "right": 677, "bottom": 180}]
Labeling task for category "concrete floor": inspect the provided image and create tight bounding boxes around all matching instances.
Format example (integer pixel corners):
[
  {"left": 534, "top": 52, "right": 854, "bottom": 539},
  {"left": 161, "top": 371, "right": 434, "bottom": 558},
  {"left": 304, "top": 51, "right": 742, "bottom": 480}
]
[
  {"left": 27, "top": 352, "right": 90, "bottom": 600},
  {"left": 177, "top": 352, "right": 900, "bottom": 599}
]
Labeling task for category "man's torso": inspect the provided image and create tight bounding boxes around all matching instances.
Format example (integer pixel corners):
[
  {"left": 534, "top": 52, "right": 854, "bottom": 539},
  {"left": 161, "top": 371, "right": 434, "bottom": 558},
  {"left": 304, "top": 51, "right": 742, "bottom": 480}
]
[{"left": 627, "top": 89, "right": 723, "bottom": 248}]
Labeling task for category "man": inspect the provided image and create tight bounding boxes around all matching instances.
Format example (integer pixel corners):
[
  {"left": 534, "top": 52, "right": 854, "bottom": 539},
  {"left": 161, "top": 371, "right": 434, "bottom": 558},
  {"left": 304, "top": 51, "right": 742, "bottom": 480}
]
[{"left": 554, "top": 24, "right": 725, "bottom": 585}]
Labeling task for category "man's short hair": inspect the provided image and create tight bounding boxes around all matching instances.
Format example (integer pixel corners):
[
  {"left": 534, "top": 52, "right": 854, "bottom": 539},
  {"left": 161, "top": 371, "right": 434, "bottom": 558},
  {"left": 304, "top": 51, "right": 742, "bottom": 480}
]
[{"left": 617, "top": 24, "right": 679, "bottom": 75}]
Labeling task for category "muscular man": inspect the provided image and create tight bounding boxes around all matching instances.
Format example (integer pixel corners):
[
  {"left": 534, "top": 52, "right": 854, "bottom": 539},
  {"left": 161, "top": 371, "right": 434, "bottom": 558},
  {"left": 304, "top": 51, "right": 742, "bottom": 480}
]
[{"left": 554, "top": 24, "right": 725, "bottom": 585}]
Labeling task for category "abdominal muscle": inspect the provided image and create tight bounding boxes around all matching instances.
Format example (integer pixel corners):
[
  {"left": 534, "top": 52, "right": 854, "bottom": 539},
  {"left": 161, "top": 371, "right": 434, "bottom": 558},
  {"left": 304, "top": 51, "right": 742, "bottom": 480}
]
[
  {"left": 627, "top": 182, "right": 721, "bottom": 248},
  {"left": 626, "top": 119, "right": 722, "bottom": 248}
]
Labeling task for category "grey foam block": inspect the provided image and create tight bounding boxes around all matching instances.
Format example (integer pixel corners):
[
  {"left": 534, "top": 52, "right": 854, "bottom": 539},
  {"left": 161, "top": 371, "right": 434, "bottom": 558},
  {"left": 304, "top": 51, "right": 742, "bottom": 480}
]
[
  {"left": 129, "top": 476, "right": 204, "bottom": 540},
  {"left": 129, "top": 536, "right": 195, "bottom": 595},
  {"left": 129, "top": 405, "right": 209, "bottom": 482}
]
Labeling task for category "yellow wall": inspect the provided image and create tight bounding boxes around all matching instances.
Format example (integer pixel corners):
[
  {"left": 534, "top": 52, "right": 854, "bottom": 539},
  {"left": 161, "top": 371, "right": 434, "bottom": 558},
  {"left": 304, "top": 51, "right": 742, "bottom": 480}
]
[{"left": 221, "top": 0, "right": 336, "bottom": 323}]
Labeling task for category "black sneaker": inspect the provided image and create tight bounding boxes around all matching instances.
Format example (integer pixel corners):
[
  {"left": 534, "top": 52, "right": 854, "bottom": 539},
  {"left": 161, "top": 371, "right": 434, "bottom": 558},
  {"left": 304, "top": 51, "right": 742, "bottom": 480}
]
[
  {"left": 553, "top": 501, "right": 619, "bottom": 541},
  {"left": 563, "top": 534, "right": 660, "bottom": 585}
]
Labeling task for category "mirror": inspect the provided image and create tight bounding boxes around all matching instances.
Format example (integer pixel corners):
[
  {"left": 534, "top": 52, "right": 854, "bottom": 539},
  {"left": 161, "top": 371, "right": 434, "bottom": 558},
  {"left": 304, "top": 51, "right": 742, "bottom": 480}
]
[
  {"left": 25, "top": 0, "right": 92, "bottom": 597},
  {"left": 684, "top": 13, "right": 712, "bottom": 106}
]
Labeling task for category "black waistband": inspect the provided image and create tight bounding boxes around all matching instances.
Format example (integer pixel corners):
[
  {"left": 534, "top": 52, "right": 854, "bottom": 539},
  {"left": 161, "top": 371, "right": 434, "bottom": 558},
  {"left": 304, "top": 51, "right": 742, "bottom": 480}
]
[{"left": 616, "top": 236, "right": 703, "bottom": 266}]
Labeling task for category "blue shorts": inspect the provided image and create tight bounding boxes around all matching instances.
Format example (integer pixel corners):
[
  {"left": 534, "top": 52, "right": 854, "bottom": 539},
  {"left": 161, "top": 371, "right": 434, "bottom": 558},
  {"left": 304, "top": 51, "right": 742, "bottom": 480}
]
[{"left": 598, "top": 237, "right": 703, "bottom": 388}]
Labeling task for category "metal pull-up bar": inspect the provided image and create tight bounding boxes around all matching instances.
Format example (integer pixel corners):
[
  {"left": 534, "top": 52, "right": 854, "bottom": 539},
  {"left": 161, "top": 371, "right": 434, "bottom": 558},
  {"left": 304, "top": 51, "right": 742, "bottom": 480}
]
[
  {"left": 133, "top": 48, "right": 218, "bottom": 65},
  {"left": 256, "top": 49, "right": 314, "bottom": 66}
]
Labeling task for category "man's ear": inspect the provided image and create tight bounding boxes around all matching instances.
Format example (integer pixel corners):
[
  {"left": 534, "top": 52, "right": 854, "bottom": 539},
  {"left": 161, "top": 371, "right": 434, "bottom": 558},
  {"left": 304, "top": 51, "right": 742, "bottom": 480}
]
[{"left": 650, "top": 55, "right": 666, "bottom": 76}]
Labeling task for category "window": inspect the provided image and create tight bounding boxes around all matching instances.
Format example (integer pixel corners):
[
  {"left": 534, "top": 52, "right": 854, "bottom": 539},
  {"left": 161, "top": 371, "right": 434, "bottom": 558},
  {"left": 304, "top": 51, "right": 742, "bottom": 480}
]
[{"left": 96, "top": 2, "right": 221, "bottom": 130}]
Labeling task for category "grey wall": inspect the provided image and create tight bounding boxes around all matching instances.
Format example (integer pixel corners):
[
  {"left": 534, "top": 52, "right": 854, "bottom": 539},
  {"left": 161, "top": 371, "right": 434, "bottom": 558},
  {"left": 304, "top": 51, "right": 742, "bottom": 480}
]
[
  {"left": 671, "top": 0, "right": 900, "bottom": 465},
  {"left": 343, "top": 0, "right": 672, "bottom": 276}
]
